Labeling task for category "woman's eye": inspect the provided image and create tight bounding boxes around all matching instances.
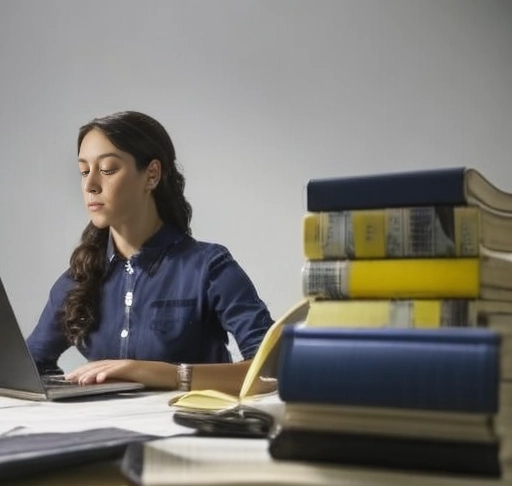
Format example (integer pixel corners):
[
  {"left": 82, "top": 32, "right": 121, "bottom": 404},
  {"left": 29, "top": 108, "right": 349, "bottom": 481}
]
[
  {"left": 80, "top": 170, "right": 89, "bottom": 177},
  {"left": 100, "top": 169, "right": 117, "bottom": 175}
]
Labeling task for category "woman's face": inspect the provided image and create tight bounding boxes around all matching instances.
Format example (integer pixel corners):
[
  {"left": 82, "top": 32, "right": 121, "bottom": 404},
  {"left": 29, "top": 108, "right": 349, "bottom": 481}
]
[{"left": 78, "top": 129, "right": 153, "bottom": 230}]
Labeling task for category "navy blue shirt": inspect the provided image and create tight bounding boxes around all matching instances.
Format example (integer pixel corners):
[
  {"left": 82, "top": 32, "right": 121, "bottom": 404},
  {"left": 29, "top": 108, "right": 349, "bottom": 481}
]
[{"left": 27, "top": 224, "right": 273, "bottom": 372}]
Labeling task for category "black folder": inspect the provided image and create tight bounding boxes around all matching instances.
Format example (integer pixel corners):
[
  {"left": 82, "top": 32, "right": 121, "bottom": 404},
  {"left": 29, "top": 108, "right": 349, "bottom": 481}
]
[{"left": 0, "top": 427, "right": 156, "bottom": 481}]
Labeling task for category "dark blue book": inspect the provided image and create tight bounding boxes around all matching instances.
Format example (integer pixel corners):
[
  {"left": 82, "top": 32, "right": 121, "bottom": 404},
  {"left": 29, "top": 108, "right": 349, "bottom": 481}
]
[
  {"left": 269, "top": 429, "right": 501, "bottom": 478},
  {"left": 277, "top": 327, "right": 500, "bottom": 413},
  {"left": 306, "top": 167, "right": 510, "bottom": 212}
]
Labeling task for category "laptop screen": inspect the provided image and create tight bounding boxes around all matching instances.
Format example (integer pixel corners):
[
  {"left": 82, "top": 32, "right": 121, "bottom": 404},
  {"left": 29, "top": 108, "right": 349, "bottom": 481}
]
[{"left": 0, "top": 277, "right": 46, "bottom": 395}]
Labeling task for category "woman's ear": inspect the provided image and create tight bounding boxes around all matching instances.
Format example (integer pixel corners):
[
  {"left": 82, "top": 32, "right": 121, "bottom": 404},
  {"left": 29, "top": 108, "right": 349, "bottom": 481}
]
[{"left": 146, "top": 159, "right": 161, "bottom": 191}]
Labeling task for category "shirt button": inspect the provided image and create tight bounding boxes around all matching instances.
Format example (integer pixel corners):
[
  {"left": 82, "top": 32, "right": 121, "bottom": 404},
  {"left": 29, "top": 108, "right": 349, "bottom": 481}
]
[
  {"left": 121, "top": 329, "right": 129, "bottom": 338},
  {"left": 125, "top": 292, "right": 133, "bottom": 306}
]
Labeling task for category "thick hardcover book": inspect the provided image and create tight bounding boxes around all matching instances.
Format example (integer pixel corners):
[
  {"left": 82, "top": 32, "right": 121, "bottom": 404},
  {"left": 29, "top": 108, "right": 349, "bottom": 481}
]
[
  {"left": 303, "top": 206, "right": 512, "bottom": 259},
  {"left": 121, "top": 435, "right": 358, "bottom": 486},
  {"left": 302, "top": 253, "right": 512, "bottom": 301},
  {"left": 305, "top": 298, "right": 512, "bottom": 328},
  {"left": 279, "top": 402, "right": 497, "bottom": 442},
  {"left": 269, "top": 429, "right": 501, "bottom": 478},
  {"left": 306, "top": 167, "right": 511, "bottom": 212},
  {"left": 277, "top": 326, "right": 500, "bottom": 413}
]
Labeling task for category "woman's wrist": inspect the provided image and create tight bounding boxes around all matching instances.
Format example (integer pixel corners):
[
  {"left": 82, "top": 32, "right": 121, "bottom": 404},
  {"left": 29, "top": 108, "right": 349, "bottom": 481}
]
[{"left": 176, "top": 363, "right": 193, "bottom": 391}]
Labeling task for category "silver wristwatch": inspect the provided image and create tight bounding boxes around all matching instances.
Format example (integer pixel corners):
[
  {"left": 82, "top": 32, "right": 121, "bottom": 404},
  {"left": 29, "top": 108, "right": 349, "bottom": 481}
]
[{"left": 177, "top": 363, "right": 192, "bottom": 391}]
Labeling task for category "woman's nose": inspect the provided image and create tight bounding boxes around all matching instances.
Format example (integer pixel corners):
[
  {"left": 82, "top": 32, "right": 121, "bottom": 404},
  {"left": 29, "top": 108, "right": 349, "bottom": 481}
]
[{"left": 84, "top": 172, "right": 101, "bottom": 193}]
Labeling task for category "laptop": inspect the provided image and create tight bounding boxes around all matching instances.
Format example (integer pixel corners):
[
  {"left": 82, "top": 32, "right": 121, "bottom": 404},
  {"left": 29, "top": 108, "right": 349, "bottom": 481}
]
[{"left": 0, "top": 277, "right": 145, "bottom": 401}]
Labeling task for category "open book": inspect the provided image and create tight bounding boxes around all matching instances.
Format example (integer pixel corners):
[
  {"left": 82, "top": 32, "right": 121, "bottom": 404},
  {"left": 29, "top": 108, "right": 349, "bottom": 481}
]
[{"left": 168, "top": 299, "right": 310, "bottom": 411}]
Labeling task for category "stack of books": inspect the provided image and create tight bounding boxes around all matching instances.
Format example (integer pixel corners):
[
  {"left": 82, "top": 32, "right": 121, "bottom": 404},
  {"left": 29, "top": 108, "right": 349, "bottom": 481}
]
[
  {"left": 302, "top": 167, "right": 512, "bottom": 325},
  {"left": 270, "top": 167, "right": 512, "bottom": 478},
  {"left": 270, "top": 325, "right": 511, "bottom": 478},
  {"left": 301, "top": 166, "right": 512, "bottom": 379}
]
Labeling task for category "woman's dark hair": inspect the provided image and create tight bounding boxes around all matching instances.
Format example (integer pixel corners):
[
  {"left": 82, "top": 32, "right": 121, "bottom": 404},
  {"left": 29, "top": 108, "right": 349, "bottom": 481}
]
[{"left": 60, "top": 111, "right": 192, "bottom": 346}]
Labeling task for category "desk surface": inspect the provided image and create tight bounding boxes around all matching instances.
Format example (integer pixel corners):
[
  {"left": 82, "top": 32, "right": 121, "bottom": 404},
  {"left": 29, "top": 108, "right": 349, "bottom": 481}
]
[
  {"left": 9, "top": 461, "right": 125, "bottom": 486},
  {"left": 2, "top": 393, "right": 512, "bottom": 486}
]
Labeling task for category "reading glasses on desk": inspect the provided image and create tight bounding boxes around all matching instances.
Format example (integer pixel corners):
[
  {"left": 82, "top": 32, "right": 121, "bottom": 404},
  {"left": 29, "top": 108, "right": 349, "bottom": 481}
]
[{"left": 173, "top": 405, "right": 275, "bottom": 438}]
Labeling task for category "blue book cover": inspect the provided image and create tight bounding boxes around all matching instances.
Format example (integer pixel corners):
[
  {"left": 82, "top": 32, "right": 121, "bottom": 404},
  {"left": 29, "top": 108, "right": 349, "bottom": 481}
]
[
  {"left": 277, "top": 327, "right": 500, "bottom": 413},
  {"left": 306, "top": 167, "right": 467, "bottom": 211}
]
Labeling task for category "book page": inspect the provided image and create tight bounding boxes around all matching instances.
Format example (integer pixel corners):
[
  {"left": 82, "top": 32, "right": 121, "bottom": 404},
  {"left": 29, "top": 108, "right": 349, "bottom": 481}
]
[
  {"left": 169, "top": 299, "right": 310, "bottom": 411},
  {"left": 168, "top": 389, "right": 238, "bottom": 411},
  {"left": 239, "top": 298, "right": 310, "bottom": 399}
]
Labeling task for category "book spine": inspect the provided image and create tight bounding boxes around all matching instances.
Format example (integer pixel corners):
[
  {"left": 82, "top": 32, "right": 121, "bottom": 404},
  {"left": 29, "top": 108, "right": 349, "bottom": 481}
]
[
  {"left": 269, "top": 429, "right": 501, "bottom": 477},
  {"left": 303, "top": 207, "right": 480, "bottom": 259},
  {"left": 302, "top": 258, "right": 480, "bottom": 299},
  {"left": 306, "top": 167, "right": 466, "bottom": 211},
  {"left": 277, "top": 327, "right": 499, "bottom": 413},
  {"left": 305, "top": 299, "right": 474, "bottom": 328}
]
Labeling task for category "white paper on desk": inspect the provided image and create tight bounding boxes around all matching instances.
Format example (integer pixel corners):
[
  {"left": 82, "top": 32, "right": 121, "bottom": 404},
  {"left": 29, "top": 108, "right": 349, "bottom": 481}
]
[
  {"left": 0, "top": 391, "right": 285, "bottom": 439},
  {"left": 0, "top": 426, "right": 25, "bottom": 436},
  {"left": 0, "top": 391, "right": 188, "bottom": 438},
  {"left": 0, "top": 397, "right": 39, "bottom": 436},
  {"left": 0, "top": 396, "right": 40, "bottom": 410}
]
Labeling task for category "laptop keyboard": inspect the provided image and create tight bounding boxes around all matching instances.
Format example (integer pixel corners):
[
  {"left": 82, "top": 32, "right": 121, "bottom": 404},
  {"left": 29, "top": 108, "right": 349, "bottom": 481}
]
[
  {"left": 40, "top": 374, "right": 145, "bottom": 394},
  {"left": 41, "top": 375, "right": 77, "bottom": 388}
]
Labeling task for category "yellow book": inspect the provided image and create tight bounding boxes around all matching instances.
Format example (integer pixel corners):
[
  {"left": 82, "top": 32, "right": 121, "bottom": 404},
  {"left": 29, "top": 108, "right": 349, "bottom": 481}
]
[
  {"left": 169, "top": 298, "right": 310, "bottom": 411},
  {"left": 302, "top": 251, "right": 512, "bottom": 301},
  {"left": 302, "top": 205, "right": 512, "bottom": 259},
  {"left": 305, "top": 298, "right": 512, "bottom": 329}
]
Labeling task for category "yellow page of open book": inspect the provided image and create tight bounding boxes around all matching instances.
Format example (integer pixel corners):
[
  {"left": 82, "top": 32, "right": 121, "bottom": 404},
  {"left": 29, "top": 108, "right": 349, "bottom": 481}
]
[{"left": 169, "top": 298, "right": 310, "bottom": 411}]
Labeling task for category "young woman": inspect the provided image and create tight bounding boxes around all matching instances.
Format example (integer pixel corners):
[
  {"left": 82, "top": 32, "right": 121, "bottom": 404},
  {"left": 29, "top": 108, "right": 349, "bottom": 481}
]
[{"left": 27, "top": 111, "right": 273, "bottom": 395}]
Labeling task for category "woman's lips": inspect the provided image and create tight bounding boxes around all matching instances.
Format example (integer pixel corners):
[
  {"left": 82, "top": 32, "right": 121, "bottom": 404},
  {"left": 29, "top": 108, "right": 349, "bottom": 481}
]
[{"left": 87, "top": 203, "right": 104, "bottom": 211}]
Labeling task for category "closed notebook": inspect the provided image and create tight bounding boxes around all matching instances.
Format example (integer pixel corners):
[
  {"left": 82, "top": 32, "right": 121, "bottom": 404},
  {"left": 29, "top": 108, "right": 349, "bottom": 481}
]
[{"left": 0, "top": 427, "right": 156, "bottom": 482}]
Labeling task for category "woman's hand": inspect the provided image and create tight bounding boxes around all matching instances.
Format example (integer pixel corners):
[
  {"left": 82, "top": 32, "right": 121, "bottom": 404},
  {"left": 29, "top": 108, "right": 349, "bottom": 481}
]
[
  {"left": 65, "top": 359, "right": 273, "bottom": 395},
  {"left": 65, "top": 359, "right": 177, "bottom": 389}
]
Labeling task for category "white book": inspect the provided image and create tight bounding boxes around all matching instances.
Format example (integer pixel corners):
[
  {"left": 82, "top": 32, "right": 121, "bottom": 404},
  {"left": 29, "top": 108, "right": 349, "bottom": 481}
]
[{"left": 121, "top": 435, "right": 511, "bottom": 486}]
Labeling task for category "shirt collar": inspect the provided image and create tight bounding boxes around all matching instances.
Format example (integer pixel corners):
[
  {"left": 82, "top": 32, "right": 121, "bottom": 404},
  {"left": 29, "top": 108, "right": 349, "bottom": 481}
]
[{"left": 106, "top": 224, "right": 188, "bottom": 273}]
